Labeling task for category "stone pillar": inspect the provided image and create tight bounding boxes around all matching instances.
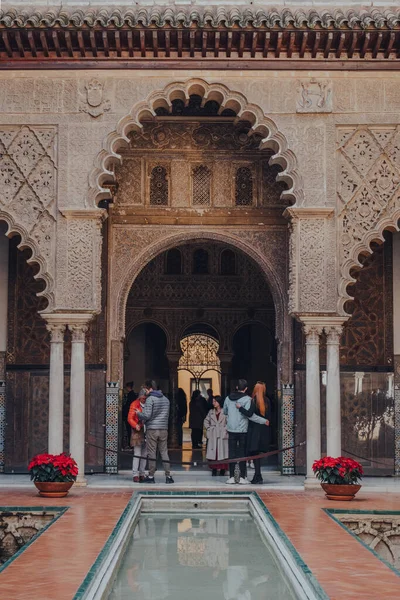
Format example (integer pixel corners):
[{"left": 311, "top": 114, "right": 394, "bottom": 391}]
[
  {"left": 45, "top": 320, "right": 66, "bottom": 455},
  {"left": 218, "top": 353, "right": 233, "bottom": 399},
  {"left": 166, "top": 352, "right": 181, "bottom": 448},
  {"left": 303, "top": 323, "right": 323, "bottom": 483},
  {"left": 68, "top": 318, "right": 91, "bottom": 485},
  {"left": 325, "top": 325, "right": 343, "bottom": 458},
  {"left": 0, "top": 225, "right": 9, "bottom": 381}
]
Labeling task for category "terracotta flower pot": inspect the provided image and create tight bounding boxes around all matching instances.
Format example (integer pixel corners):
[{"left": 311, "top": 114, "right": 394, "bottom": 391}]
[
  {"left": 321, "top": 483, "right": 361, "bottom": 501},
  {"left": 34, "top": 481, "right": 74, "bottom": 498}
]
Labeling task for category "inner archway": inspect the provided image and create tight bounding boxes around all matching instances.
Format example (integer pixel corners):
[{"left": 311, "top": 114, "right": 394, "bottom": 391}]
[{"left": 123, "top": 240, "right": 277, "bottom": 458}]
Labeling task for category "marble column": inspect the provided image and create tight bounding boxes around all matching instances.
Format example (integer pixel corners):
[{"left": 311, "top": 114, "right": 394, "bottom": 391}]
[
  {"left": 69, "top": 321, "right": 89, "bottom": 485},
  {"left": 0, "top": 224, "right": 9, "bottom": 380},
  {"left": 325, "top": 325, "right": 343, "bottom": 458},
  {"left": 46, "top": 322, "right": 66, "bottom": 455},
  {"left": 304, "top": 324, "right": 323, "bottom": 481}
]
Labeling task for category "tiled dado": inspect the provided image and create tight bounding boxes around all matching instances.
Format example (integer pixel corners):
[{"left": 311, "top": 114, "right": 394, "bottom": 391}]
[{"left": 0, "top": 381, "right": 5, "bottom": 473}]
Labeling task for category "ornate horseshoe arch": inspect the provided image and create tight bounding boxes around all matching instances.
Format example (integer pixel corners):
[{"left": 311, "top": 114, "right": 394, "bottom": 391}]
[{"left": 88, "top": 78, "right": 304, "bottom": 208}]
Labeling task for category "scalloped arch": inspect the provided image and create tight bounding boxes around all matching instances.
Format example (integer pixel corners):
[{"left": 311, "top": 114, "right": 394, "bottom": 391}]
[
  {"left": 338, "top": 206, "right": 400, "bottom": 315},
  {"left": 0, "top": 210, "right": 54, "bottom": 310},
  {"left": 88, "top": 78, "right": 304, "bottom": 207}
]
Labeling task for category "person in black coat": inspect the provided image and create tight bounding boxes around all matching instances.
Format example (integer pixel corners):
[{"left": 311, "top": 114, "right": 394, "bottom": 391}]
[
  {"left": 189, "top": 390, "right": 208, "bottom": 449},
  {"left": 237, "top": 381, "right": 270, "bottom": 484},
  {"left": 176, "top": 388, "right": 187, "bottom": 447}
]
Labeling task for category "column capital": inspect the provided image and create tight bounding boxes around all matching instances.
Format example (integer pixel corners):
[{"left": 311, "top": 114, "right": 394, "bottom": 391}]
[
  {"left": 66, "top": 313, "right": 94, "bottom": 341},
  {"left": 165, "top": 351, "right": 182, "bottom": 366},
  {"left": 69, "top": 323, "right": 89, "bottom": 342},
  {"left": 302, "top": 323, "right": 323, "bottom": 342},
  {"left": 325, "top": 324, "right": 344, "bottom": 344},
  {"left": 46, "top": 323, "right": 66, "bottom": 343}
]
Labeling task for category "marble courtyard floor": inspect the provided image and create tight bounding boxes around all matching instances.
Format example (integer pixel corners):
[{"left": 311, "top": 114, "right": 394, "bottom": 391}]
[{"left": 0, "top": 481, "right": 400, "bottom": 599}]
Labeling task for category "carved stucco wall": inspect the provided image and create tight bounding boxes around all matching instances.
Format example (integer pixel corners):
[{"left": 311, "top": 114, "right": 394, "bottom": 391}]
[
  {"left": 2, "top": 73, "right": 400, "bottom": 316},
  {"left": 337, "top": 125, "right": 400, "bottom": 314},
  {"left": 0, "top": 125, "right": 57, "bottom": 309}
]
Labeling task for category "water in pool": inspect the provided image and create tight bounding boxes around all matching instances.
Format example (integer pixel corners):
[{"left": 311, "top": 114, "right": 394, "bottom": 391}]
[{"left": 108, "top": 514, "right": 297, "bottom": 599}]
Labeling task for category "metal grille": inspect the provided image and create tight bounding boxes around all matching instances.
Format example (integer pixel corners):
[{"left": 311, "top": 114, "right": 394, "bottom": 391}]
[
  {"left": 179, "top": 334, "right": 220, "bottom": 384},
  {"left": 150, "top": 165, "right": 168, "bottom": 205},
  {"left": 235, "top": 166, "right": 253, "bottom": 206},
  {"left": 192, "top": 165, "right": 211, "bottom": 206}
]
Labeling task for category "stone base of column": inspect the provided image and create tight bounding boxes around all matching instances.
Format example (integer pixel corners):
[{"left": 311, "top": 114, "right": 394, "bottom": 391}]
[
  {"left": 74, "top": 476, "right": 87, "bottom": 487},
  {"left": 304, "top": 476, "right": 321, "bottom": 490}
]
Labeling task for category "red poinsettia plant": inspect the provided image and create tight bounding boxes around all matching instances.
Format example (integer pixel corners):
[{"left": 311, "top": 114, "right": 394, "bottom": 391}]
[
  {"left": 28, "top": 453, "right": 78, "bottom": 483},
  {"left": 312, "top": 456, "right": 363, "bottom": 485}
]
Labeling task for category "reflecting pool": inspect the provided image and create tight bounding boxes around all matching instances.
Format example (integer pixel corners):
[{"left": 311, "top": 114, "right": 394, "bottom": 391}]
[{"left": 108, "top": 514, "right": 297, "bottom": 600}]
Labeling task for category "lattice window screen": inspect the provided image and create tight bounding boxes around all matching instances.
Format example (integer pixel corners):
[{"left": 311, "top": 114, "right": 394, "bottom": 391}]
[
  {"left": 192, "top": 165, "right": 211, "bottom": 206},
  {"left": 235, "top": 166, "right": 253, "bottom": 206},
  {"left": 150, "top": 166, "right": 168, "bottom": 205}
]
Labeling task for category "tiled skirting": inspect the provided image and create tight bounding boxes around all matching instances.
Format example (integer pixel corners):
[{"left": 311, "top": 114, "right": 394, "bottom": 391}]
[
  {"left": 0, "top": 381, "right": 5, "bottom": 473},
  {"left": 105, "top": 382, "right": 119, "bottom": 474}
]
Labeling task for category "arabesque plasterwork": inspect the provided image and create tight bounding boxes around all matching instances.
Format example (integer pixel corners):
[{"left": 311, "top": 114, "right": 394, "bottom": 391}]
[
  {"left": 0, "top": 125, "right": 57, "bottom": 309},
  {"left": 337, "top": 125, "right": 400, "bottom": 314}
]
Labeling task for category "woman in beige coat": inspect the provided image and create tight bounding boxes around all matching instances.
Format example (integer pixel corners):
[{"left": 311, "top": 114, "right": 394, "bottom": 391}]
[{"left": 204, "top": 396, "right": 229, "bottom": 476}]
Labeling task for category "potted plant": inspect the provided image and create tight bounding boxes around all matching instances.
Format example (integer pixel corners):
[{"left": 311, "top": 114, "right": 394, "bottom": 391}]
[
  {"left": 312, "top": 456, "right": 363, "bottom": 501},
  {"left": 28, "top": 453, "right": 78, "bottom": 497}
]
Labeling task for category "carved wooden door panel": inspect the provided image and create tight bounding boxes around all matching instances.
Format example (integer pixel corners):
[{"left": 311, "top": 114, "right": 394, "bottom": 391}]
[
  {"left": 86, "top": 370, "right": 106, "bottom": 472},
  {"left": 5, "top": 370, "right": 49, "bottom": 472}
]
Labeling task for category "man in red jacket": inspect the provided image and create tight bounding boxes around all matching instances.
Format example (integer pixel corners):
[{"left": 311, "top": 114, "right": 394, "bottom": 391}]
[{"left": 128, "top": 393, "right": 147, "bottom": 482}]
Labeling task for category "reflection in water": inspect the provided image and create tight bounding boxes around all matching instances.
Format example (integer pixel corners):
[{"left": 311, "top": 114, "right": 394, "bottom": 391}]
[{"left": 109, "top": 515, "right": 296, "bottom": 600}]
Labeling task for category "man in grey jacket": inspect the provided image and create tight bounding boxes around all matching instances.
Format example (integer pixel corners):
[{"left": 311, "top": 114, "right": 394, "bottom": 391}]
[
  {"left": 223, "top": 379, "right": 268, "bottom": 485},
  {"left": 137, "top": 379, "right": 174, "bottom": 484}
]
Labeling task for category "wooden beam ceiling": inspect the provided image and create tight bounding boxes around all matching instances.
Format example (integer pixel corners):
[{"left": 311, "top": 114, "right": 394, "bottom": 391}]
[{"left": 0, "top": 25, "right": 400, "bottom": 69}]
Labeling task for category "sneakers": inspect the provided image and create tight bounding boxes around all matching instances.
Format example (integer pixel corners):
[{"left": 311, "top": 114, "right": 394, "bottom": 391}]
[
  {"left": 239, "top": 477, "right": 249, "bottom": 485},
  {"left": 165, "top": 475, "right": 174, "bottom": 484},
  {"left": 247, "top": 461, "right": 255, "bottom": 469},
  {"left": 132, "top": 476, "right": 140, "bottom": 483},
  {"left": 225, "top": 477, "right": 236, "bottom": 485},
  {"left": 143, "top": 475, "right": 155, "bottom": 484}
]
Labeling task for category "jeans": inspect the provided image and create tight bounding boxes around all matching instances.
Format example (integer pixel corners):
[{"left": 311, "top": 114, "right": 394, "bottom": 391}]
[
  {"left": 132, "top": 440, "right": 147, "bottom": 476},
  {"left": 228, "top": 432, "right": 247, "bottom": 479},
  {"left": 146, "top": 429, "right": 171, "bottom": 476}
]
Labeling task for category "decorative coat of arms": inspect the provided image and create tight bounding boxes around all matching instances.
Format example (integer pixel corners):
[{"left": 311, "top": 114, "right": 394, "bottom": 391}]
[
  {"left": 79, "top": 79, "right": 111, "bottom": 118},
  {"left": 296, "top": 79, "right": 332, "bottom": 113}
]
